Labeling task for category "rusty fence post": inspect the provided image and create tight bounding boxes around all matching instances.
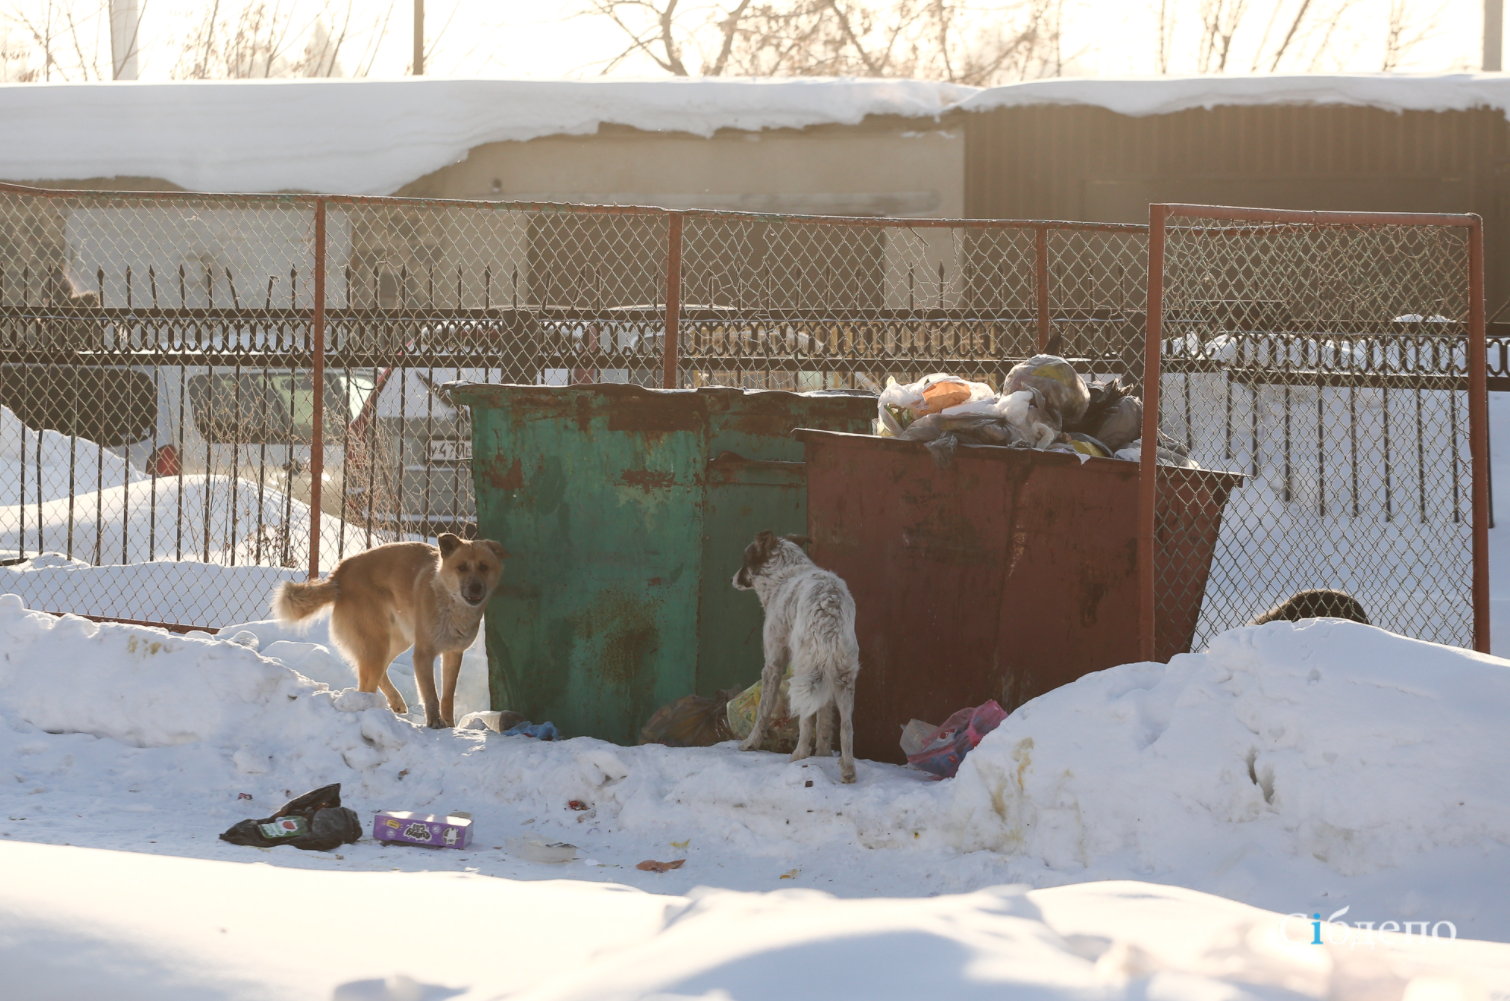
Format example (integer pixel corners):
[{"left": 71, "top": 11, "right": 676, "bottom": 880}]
[
  {"left": 1034, "top": 225, "right": 1050, "bottom": 351},
  {"left": 1138, "top": 205, "right": 1167, "bottom": 663},
  {"left": 1469, "top": 215, "right": 1491, "bottom": 653},
  {"left": 663, "top": 211, "right": 683, "bottom": 389},
  {"left": 309, "top": 197, "right": 326, "bottom": 581}
]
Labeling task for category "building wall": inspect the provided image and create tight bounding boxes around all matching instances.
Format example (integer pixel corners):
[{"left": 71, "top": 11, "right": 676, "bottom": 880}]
[
  {"left": 397, "top": 117, "right": 966, "bottom": 218},
  {"left": 964, "top": 103, "right": 1510, "bottom": 306}
]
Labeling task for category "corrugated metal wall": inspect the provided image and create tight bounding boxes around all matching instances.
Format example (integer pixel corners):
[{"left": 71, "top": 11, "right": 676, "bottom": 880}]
[{"left": 964, "top": 104, "right": 1510, "bottom": 308}]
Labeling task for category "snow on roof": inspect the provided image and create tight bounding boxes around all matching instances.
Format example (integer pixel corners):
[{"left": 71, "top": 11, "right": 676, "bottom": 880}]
[
  {"left": 5, "top": 73, "right": 1510, "bottom": 197},
  {"left": 0, "top": 77, "right": 973, "bottom": 196},
  {"left": 958, "top": 71, "right": 1510, "bottom": 119}
]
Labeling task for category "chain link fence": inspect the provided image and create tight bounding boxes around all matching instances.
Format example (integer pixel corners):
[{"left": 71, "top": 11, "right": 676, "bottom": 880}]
[
  {"left": 0, "top": 186, "right": 327, "bottom": 627},
  {"left": 321, "top": 198, "right": 670, "bottom": 556},
  {"left": 675, "top": 213, "right": 1147, "bottom": 390},
  {"left": 1143, "top": 204, "right": 1488, "bottom": 657},
  {"left": 0, "top": 184, "right": 1487, "bottom": 654}
]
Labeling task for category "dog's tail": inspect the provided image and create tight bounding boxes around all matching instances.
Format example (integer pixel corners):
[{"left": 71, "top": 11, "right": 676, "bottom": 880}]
[
  {"left": 272, "top": 577, "right": 339, "bottom": 623},
  {"left": 788, "top": 644, "right": 859, "bottom": 718}
]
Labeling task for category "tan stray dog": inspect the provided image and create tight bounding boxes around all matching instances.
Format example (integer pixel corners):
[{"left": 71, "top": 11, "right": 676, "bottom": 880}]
[{"left": 273, "top": 534, "right": 507, "bottom": 728}]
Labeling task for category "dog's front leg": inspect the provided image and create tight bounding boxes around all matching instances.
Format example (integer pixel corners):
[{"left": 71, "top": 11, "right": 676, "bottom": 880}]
[
  {"left": 413, "top": 646, "right": 445, "bottom": 728},
  {"left": 440, "top": 650, "right": 463, "bottom": 728},
  {"left": 740, "top": 656, "right": 787, "bottom": 752}
]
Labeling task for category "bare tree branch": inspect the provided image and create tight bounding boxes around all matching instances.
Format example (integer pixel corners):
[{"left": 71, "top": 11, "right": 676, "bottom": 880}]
[
  {"left": 708, "top": 0, "right": 752, "bottom": 75},
  {"left": 1383, "top": 0, "right": 1445, "bottom": 71},
  {"left": 1266, "top": 0, "right": 1312, "bottom": 70}
]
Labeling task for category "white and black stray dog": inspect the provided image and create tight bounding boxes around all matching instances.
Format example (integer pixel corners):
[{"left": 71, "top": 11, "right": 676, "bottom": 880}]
[{"left": 732, "top": 531, "right": 860, "bottom": 783}]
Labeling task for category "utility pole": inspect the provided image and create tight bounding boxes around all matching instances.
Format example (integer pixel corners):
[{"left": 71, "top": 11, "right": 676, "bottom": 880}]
[
  {"left": 109, "top": 0, "right": 140, "bottom": 80},
  {"left": 1488, "top": 0, "right": 1504, "bottom": 71},
  {"left": 413, "top": 0, "right": 425, "bottom": 75}
]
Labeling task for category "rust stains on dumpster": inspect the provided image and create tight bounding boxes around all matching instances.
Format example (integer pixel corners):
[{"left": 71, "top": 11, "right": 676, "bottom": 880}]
[
  {"left": 584, "top": 592, "right": 663, "bottom": 688},
  {"left": 485, "top": 457, "right": 524, "bottom": 491},
  {"left": 1079, "top": 572, "right": 1112, "bottom": 626},
  {"left": 619, "top": 469, "right": 677, "bottom": 490},
  {"left": 504, "top": 391, "right": 579, "bottom": 423},
  {"left": 606, "top": 395, "right": 703, "bottom": 435}
]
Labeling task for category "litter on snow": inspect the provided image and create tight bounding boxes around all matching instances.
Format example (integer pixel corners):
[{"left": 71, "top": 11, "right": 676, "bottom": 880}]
[
  {"left": 372, "top": 809, "right": 474, "bottom": 850},
  {"left": 218, "top": 783, "right": 361, "bottom": 852},
  {"left": 903, "top": 700, "right": 1008, "bottom": 779}
]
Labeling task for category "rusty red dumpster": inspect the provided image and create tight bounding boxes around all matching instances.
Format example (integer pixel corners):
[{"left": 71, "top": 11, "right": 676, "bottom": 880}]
[{"left": 795, "top": 429, "right": 1240, "bottom": 765}]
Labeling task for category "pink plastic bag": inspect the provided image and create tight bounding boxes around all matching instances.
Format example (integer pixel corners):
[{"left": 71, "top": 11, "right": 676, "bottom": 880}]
[{"left": 905, "top": 700, "right": 1009, "bottom": 779}]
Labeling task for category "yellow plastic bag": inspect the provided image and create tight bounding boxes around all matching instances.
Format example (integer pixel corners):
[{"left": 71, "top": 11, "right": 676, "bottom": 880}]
[{"left": 726, "top": 665, "right": 800, "bottom": 753}]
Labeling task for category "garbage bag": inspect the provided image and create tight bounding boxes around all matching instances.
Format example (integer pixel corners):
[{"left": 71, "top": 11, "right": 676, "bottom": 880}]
[
  {"left": 900, "top": 410, "right": 1044, "bottom": 469},
  {"left": 1063, "top": 433, "right": 1111, "bottom": 458},
  {"left": 877, "top": 374, "right": 995, "bottom": 436},
  {"left": 219, "top": 783, "right": 362, "bottom": 852},
  {"left": 900, "top": 413, "right": 1023, "bottom": 447},
  {"left": 905, "top": 701, "right": 1009, "bottom": 779},
  {"left": 501, "top": 720, "right": 558, "bottom": 740},
  {"left": 640, "top": 689, "right": 740, "bottom": 747},
  {"left": 898, "top": 719, "right": 939, "bottom": 757},
  {"left": 1089, "top": 395, "right": 1142, "bottom": 452},
  {"left": 992, "top": 389, "right": 1060, "bottom": 448},
  {"left": 1004, "top": 355, "right": 1091, "bottom": 427},
  {"left": 727, "top": 666, "right": 800, "bottom": 753},
  {"left": 1113, "top": 439, "right": 1201, "bottom": 469}
]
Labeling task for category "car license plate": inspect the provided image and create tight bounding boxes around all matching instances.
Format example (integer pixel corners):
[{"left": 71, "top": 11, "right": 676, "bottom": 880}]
[{"left": 428, "top": 438, "right": 471, "bottom": 462}]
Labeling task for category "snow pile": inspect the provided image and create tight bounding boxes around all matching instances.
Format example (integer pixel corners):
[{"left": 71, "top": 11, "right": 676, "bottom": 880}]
[
  {"left": 0, "top": 402, "right": 145, "bottom": 505},
  {"left": 0, "top": 557, "right": 304, "bottom": 626},
  {"left": 949, "top": 619, "right": 1510, "bottom": 877},
  {"left": 3, "top": 594, "right": 1510, "bottom": 937},
  {"left": 0, "top": 476, "right": 311, "bottom": 566},
  {"left": 960, "top": 71, "right": 1510, "bottom": 121},
  {"left": 5, "top": 842, "right": 1504, "bottom": 1001},
  {"left": 0, "top": 396, "right": 321, "bottom": 623},
  {"left": 0, "top": 77, "right": 973, "bottom": 195},
  {"left": 0, "top": 391, "right": 424, "bottom": 625},
  {"left": 222, "top": 612, "right": 492, "bottom": 723}
]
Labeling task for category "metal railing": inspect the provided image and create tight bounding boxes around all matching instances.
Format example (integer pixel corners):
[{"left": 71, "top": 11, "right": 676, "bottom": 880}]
[{"left": 0, "top": 184, "right": 1487, "bottom": 657}]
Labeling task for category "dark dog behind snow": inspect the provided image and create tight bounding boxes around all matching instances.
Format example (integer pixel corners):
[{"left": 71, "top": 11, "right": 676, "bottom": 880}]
[{"left": 1250, "top": 589, "right": 1370, "bottom": 626}]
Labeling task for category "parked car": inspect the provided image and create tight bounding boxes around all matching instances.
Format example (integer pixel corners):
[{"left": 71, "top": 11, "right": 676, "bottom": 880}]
[
  {"left": 343, "top": 366, "right": 478, "bottom": 539},
  {"left": 0, "top": 361, "right": 373, "bottom": 517}
]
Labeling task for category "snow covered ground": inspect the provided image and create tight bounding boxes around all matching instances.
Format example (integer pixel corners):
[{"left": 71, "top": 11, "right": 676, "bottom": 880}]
[
  {"left": 1, "top": 591, "right": 1508, "bottom": 996},
  {"left": 6, "top": 842, "right": 1506, "bottom": 1001}
]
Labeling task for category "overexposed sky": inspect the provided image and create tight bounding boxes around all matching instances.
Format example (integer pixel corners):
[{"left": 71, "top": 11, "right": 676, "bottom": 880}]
[{"left": 0, "top": 0, "right": 1498, "bottom": 82}]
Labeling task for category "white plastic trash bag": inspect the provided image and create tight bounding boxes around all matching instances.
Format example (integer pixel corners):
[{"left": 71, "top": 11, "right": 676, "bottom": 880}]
[{"left": 877, "top": 374, "right": 995, "bottom": 436}]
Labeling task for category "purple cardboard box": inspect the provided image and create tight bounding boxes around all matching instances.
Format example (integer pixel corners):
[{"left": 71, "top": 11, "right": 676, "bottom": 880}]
[{"left": 373, "top": 810, "right": 473, "bottom": 849}]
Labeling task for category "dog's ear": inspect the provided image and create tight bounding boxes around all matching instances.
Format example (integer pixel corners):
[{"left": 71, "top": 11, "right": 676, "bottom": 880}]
[
  {"left": 783, "top": 534, "right": 811, "bottom": 549},
  {"left": 438, "top": 533, "right": 463, "bottom": 558},
  {"left": 481, "top": 540, "right": 509, "bottom": 561}
]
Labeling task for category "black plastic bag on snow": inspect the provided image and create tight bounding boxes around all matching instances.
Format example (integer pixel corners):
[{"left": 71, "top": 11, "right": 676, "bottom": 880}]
[{"left": 219, "top": 782, "right": 362, "bottom": 852}]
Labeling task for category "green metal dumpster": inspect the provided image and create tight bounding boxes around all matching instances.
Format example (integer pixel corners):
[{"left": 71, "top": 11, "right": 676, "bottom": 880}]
[{"left": 446, "top": 383, "right": 876, "bottom": 745}]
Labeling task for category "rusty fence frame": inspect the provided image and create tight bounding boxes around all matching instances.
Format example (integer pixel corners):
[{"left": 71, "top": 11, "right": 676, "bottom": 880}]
[
  {"left": 0, "top": 183, "right": 1489, "bottom": 656},
  {"left": 0, "top": 181, "right": 1151, "bottom": 631},
  {"left": 1140, "top": 203, "right": 1489, "bottom": 658}
]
